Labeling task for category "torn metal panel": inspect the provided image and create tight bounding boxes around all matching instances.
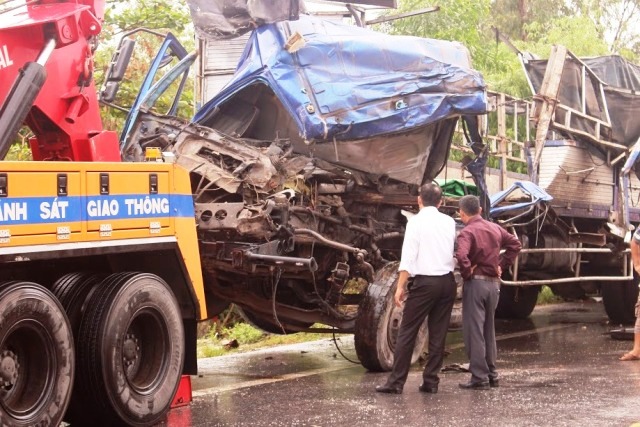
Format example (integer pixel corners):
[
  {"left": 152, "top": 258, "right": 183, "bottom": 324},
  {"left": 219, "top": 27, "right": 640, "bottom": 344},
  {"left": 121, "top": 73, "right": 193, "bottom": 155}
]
[
  {"left": 490, "top": 181, "right": 553, "bottom": 216},
  {"left": 174, "top": 137, "right": 280, "bottom": 191},
  {"left": 125, "top": 112, "right": 287, "bottom": 194},
  {"left": 187, "top": 0, "right": 302, "bottom": 40}
]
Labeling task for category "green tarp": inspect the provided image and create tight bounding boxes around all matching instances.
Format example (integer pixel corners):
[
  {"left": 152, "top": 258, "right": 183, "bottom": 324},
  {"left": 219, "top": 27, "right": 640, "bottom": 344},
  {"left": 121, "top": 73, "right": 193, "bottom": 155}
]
[{"left": 436, "top": 179, "right": 478, "bottom": 197}]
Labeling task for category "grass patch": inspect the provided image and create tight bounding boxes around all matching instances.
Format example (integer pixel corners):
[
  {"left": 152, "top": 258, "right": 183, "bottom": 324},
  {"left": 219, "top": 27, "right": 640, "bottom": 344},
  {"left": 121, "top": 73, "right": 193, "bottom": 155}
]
[
  {"left": 197, "top": 323, "right": 341, "bottom": 359},
  {"left": 220, "top": 322, "right": 264, "bottom": 344},
  {"left": 198, "top": 346, "right": 228, "bottom": 358},
  {"left": 536, "top": 285, "right": 562, "bottom": 305}
]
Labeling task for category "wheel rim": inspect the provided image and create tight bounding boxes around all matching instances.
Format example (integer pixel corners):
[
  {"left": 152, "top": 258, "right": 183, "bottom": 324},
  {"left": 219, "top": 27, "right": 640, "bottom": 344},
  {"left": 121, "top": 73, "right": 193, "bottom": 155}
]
[
  {"left": 122, "top": 308, "right": 169, "bottom": 395},
  {"left": 385, "top": 304, "right": 403, "bottom": 353},
  {"left": 0, "top": 321, "right": 54, "bottom": 421}
]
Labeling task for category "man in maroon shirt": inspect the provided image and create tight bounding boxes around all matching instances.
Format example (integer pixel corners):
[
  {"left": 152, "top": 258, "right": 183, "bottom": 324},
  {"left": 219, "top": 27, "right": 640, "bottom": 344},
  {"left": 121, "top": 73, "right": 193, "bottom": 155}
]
[{"left": 455, "top": 195, "right": 521, "bottom": 390}]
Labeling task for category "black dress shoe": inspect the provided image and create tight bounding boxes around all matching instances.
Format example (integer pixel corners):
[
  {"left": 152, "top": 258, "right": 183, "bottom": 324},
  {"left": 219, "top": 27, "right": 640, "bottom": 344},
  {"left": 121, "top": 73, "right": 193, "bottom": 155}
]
[
  {"left": 489, "top": 378, "right": 499, "bottom": 388},
  {"left": 418, "top": 384, "right": 438, "bottom": 393},
  {"left": 458, "top": 381, "right": 490, "bottom": 390},
  {"left": 375, "top": 384, "right": 403, "bottom": 394}
]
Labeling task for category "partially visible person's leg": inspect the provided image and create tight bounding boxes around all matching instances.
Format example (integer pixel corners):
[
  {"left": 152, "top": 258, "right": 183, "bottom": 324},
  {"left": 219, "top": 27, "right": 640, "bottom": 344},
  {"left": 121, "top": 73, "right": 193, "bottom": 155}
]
[
  {"left": 462, "top": 278, "right": 490, "bottom": 385},
  {"left": 379, "top": 278, "right": 436, "bottom": 390},
  {"left": 421, "top": 274, "right": 456, "bottom": 389},
  {"left": 620, "top": 296, "right": 640, "bottom": 361},
  {"left": 484, "top": 280, "right": 500, "bottom": 381}
]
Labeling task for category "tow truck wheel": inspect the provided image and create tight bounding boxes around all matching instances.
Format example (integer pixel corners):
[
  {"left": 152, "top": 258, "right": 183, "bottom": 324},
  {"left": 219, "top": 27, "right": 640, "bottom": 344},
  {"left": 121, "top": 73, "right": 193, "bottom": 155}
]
[
  {"left": 495, "top": 285, "right": 541, "bottom": 319},
  {"left": 51, "top": 272, "right": 103, "bottom": 424},
  {"left": 76, "top": 272, "right": 184, "bottom": 426},
  {"left": 0, "top": 281, "right": 74, "bottom": 427},
  {"left": 354, "top": 262, "right": 428, "bottom": 371},
  {"left": 51, "top": 272, "right": 102, "bottom": 336}
]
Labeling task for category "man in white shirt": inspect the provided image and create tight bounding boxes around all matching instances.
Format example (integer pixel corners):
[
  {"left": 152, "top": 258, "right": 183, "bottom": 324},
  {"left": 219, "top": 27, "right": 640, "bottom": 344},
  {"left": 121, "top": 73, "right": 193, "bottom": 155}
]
[{"left": 376, "top": 183, "right": 456, "bottom": 394}]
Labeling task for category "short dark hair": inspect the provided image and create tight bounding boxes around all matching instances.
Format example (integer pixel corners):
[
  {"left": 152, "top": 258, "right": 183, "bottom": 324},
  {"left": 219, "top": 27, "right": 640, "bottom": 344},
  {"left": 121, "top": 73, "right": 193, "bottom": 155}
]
[
  {"left": 419, "top": 183, "right": 442, "bottom": 207},
  {"left": 459, "top": 195, "right": 480, "bottom": 215}
]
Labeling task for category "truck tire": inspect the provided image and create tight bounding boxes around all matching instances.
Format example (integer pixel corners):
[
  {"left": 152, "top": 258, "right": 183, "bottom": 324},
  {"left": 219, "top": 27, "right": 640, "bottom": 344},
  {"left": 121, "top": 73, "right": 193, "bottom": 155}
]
[
  {"left": 602, "top": 279, "right": 639, "bottom": 325},
  {"left": 495, "top": 285, "right": 540, "bottom": 319},
  {"left": 0, "top": 281, "right": 74, "bottom": 427},
  {"left": 51, "top": 272, "right": 103, "bottom": 424},
  {"left": 354, "top": 262, "right": 428, "bottom": 372},
  {"left": 76, "top": 273, "right": 184, "bottom": 426},
  {"left": 51, "top": 272, "right": 102, "bottom": 336}
]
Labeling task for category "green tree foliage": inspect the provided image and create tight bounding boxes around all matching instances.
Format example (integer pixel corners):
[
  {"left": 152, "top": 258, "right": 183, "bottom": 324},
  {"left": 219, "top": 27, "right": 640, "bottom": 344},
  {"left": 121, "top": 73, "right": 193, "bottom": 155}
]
[
  {"left": 490, "top": 0, "right": 638, "bottom": 60},
  {"left": 4, "top": 129, "right": 33, "bottom": 161},
  {"left": 524, "top": 15, "right": 610, "bottom": 57},
  {"left": 104, "top": 0, "right": 193, "bottom": 37},
  {"left": 491, "top": 0, "right": 571, "bottom": 42},
  {"left": 567, "top": 0, "right": 640, "bottom": 56}
]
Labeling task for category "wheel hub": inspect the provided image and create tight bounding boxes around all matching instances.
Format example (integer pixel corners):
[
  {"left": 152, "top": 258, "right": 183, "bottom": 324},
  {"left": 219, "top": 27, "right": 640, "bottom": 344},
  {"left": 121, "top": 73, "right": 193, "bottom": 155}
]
[
  {"left": 123, "top": 334, "right": 140, "bottom": 367},
  {"left": 0, "top": 350, "right": 19, "bottom": 389},
  {"left": 387, "top": 307, "right": 403, "bottom": 350}
]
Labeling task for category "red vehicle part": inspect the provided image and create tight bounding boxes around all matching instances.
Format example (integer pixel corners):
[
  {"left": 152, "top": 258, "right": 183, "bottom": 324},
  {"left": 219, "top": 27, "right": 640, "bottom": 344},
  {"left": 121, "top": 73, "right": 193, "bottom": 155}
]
[
  {"left": 0, "top": 0, "right": 120, "bottom": 161},
  {"left": 171, "top": 375, "right": 193, "bottom": 408}
]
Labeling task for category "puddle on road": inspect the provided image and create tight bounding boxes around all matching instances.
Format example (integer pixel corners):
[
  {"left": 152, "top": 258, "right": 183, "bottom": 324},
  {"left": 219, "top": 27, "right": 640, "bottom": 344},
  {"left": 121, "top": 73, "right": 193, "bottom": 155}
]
[{"left": 505, "top": 380, "right": 565, "bottom": 388}]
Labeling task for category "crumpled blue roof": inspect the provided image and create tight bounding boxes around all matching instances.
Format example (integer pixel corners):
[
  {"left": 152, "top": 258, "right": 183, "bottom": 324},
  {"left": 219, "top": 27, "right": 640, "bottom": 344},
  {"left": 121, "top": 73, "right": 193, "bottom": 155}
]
[
  {"left": 193, "top": 14, "right": 487, "bottom": 142},
  {"left": 490, "top": 181, "right": 553, "bottom": 216}
]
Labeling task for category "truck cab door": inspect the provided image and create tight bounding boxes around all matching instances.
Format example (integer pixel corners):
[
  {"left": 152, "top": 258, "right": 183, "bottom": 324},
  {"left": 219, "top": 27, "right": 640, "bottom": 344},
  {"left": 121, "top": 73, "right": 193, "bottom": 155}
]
[{"left": 99, "top": 31, "right": 193, "bottom": 154}]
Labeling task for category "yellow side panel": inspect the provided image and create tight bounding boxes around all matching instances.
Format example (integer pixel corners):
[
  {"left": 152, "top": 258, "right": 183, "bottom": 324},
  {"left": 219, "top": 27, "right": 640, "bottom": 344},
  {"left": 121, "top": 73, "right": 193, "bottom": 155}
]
[
  {"left": 0, "top": 162, "right": 207, "bottom": 320},
  {"left": 0, "top": 172, "right": 81, "bottom": 237},
  {"left": 173, "top": 167, "right": 207, "bottom": 319},
  {"left": 85, "top": 172, "right": 171, "bottom": 232}
]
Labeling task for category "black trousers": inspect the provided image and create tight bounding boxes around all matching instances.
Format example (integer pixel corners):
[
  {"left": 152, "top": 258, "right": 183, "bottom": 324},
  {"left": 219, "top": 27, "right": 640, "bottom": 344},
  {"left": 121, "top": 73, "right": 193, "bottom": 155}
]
[{"left": 386, "top": 272, "right": 456, "bottom": 389}]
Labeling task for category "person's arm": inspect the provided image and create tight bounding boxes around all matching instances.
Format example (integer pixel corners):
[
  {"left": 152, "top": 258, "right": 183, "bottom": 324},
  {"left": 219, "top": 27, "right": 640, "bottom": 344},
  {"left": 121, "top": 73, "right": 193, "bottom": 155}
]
[
  {"left": 396, "top": 218, "right": 418, "bottom": 306},
  {"left": 631, "top": 238, "right": 640, "bottom": 275},
  {"left": 455, "top": 228, "right": 474, "bottom": 279},
  {"left": 499, "top": 227, "right": 522, "bottom": 271},
  {"left": 395, "top": 270, "right": 410, "bottom": 307}
]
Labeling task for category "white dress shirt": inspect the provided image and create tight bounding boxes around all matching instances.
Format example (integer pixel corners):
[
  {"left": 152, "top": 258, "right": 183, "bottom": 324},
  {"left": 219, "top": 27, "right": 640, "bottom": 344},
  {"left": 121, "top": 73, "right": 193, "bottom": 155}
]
[{"left": 398, "top": 205, "right": 455, "bottom": 276}]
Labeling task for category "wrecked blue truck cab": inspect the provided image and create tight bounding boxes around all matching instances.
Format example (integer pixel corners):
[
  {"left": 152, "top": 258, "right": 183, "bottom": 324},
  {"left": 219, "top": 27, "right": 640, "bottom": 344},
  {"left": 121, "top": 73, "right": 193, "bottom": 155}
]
[
  {"left": 123, "top": 15, "right": 487, "bottom": 371},
  {"left": 193, "top": 15, "right": 486, "bottom": 185}
]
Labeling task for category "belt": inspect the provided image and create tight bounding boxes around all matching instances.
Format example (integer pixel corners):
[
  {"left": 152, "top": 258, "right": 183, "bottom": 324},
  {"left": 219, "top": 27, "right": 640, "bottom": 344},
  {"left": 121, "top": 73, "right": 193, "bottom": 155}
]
[
  {"left": 414, "top": 272, "right": 453, "bottom": 278},
  {"left": 471, "top": 274, "right": 501, "bottom": 283}
]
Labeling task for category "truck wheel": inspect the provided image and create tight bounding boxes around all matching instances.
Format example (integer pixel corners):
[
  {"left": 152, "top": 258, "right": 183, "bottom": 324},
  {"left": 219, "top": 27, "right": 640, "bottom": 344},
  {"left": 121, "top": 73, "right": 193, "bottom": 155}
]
[
  {"left": 602, "top": 279, "right": 638, "bottom": 325},
  {"left": 76, "top": 273, "right": 184, "bottom": 426},
  {"left": 51, "top": 272, "right": 102, "bottom": 336},
  {"left": 495, "top": 285, "right": 540, "bottom": 319},
  {"left": 237, "top": 307, "right": 313, "bottom": 334},
  {"left": 354, "top": 262, "right": 428, "bottom": 372},
  {"left": 51, "top": 272, "right": 103, "bottom": 424},
  {"left": 0, "top": 281, "right": 74, "bottom": 427}
]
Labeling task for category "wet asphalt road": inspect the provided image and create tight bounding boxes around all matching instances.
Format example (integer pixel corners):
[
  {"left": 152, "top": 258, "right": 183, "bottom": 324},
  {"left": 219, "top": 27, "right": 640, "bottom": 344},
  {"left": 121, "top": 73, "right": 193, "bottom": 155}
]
[{"left": 162, "top": 301, "right": 640, "bottom": 426}]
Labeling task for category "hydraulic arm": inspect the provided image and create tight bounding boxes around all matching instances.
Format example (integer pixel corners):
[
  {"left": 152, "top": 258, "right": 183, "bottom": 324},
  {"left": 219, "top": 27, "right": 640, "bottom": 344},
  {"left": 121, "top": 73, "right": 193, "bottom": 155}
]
[{"left": 0, "top": 0, "right": 120, "bottom": 161}]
